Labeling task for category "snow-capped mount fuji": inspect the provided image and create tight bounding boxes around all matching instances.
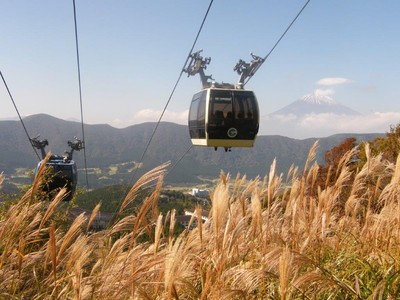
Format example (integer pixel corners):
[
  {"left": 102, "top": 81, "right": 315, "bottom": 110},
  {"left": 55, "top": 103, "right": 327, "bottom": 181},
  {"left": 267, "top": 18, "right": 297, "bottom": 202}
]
[
  {"left": 301, "top": 90, "right": 336, "bottom": 105},
  {"left": 270, "top": 91, "right": 360, "bottom": 116}
]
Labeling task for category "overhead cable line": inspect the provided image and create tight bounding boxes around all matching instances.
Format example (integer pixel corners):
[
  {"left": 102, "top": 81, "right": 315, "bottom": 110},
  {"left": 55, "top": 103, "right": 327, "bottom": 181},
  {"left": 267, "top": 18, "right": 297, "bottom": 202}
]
[
  {"left": 244, "top": 0, "right": 312, "bottom": 86},
  {"left": 167, "top": 144, "right": 193, "bottom": 177},
  {"left": 1, "top": 70, "right": 41, "bottom": 160},
  {"left": 128, "top": 0, "right": 214, "bottom": 184},
  {"left": 113, "top": 0, "right": 214, "bottom": 219},
  {"left": 72, "top": 0, "right": 89, "bottom": 189}
]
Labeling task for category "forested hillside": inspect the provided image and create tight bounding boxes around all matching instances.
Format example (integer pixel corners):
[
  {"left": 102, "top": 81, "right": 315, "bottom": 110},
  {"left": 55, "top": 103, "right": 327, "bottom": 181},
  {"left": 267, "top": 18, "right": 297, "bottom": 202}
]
[{"left": 0, "top": 114, "right": 383, "bottom": 188}]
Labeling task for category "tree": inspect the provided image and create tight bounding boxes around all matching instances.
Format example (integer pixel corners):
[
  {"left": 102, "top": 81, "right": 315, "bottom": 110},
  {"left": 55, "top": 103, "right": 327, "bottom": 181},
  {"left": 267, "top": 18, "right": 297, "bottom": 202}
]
[
  {"left": 325, "top": 137, "right": 357, "bottom": 168},
  {"left": 315, "top": 137, "right": 357, "bottom": 188},
  {"left": 357, "top": 123, "right": 400, "bottom": 165}
]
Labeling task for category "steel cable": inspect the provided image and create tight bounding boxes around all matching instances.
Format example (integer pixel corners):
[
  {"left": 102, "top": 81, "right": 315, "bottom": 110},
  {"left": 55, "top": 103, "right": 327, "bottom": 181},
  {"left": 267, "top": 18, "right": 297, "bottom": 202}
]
[
  {"left": 244, "top": 0, "right": 312, "bottom": 86},
  {"left": 1, "top": 70, "right": 41, "bottom": 160},
  {"left": 114, "top": 0, "right": 215, "bottom": 219},
  {"left": 127, "top": 0, "right": 214, "bottom": 185},
  {"left": 72, "top": 0, "right": 89, "bottom": 189}
]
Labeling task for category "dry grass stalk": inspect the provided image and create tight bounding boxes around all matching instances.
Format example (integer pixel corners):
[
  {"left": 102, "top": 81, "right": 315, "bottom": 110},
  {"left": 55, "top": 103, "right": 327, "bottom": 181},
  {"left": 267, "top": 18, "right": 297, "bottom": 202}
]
[
  {"left": 57, "top": 213, "right": 86, "bottom": 261},
  {"left": 279, "top": 247, "right": 293, "bottom": 300},
  {"left": 210, "top": 173, "right": 230, "bottom": 253},
  {"left": 86, "top": 203, "right": 101, "bottom": 232},
  {"left": 195, "top": 205, "right": 203, "bottom": 246},
  {"left": 303, "top": 141, "right": 318, "bottom": 176},
  {"left": 30, "top": 152, "right": 51, "bottom": 202},
  {"left": 129, "top": 165, "right": 165, "bottom": 247},
  {"left": 118, "top": 162, "right": 169, "bottom": 214},
  {"left": 39, "top": 188, "right": 65, "bottom": 230},
  {"left": 2, "top": 146, "right": 400, "bottom": 298},
  {"left": 48, "top": 222, "right": 57, "bottom": 284},
  {"left": 168, "top": 209, "right": 176, "bottom": 247},
  {"left": 153, "top": 213, "right": 164, "bottom": 254}
]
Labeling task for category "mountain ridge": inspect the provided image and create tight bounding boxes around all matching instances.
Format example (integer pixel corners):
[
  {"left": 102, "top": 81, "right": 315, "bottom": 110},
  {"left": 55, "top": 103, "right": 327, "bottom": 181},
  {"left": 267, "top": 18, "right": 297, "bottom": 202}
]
[
  {"left": 271, "top": 91, "right": 360, "bottom": 116},
  {"left": 0, "top": 114, "right": 383, "bottom": 188}
]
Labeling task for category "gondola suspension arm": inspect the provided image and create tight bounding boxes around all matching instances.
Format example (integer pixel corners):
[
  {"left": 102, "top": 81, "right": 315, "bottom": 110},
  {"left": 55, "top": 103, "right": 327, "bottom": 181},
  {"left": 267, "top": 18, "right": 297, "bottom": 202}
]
[
  {"left": 184, "top": 49, "right": 213, "bottom": 89},
  {"left": 183, "top": 50, "right": 264, "bottom": 89},
  {"left": 234, "top": 53, "right": 265, "bottom": 86}
]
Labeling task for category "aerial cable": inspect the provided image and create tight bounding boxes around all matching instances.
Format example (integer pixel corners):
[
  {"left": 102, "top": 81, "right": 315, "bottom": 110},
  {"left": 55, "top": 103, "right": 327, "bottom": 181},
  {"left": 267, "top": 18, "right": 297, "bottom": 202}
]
[
  {"left": 127, "top": 0, "right": 214, "bottom": 183},
  {"left": 72, "top": 0, "right": 89, "bottom": 189},
  {"left": 1, "top": 70, "right": 41, "bottom": 160},
  {"left": 244, "top": 0, "right": 312, "bottom": 86},
  {"left": 167, "top": 144, "right": 193, "bottom": 177},
  {"left": 113, "top": 0, "right": 214, "bottom": 219}
]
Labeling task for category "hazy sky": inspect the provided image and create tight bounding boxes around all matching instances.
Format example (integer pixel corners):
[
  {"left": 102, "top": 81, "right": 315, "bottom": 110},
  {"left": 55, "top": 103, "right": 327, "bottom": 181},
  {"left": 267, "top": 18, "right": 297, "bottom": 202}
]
[{"left": 2, "top": 1, "right": 399, "bottom": 138}]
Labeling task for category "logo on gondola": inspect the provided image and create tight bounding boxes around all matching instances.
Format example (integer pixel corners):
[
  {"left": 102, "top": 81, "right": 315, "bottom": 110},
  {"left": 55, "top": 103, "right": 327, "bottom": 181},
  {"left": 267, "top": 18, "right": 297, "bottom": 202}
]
[{"left": 227, "top": 127, "right": 238, "bottom": 138}]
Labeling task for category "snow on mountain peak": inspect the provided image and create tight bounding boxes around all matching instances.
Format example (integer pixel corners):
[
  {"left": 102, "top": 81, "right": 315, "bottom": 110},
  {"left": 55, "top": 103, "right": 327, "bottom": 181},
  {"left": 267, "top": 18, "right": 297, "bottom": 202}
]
[{"left": 301, "top": 90, "right": 337, "bottom": 105}]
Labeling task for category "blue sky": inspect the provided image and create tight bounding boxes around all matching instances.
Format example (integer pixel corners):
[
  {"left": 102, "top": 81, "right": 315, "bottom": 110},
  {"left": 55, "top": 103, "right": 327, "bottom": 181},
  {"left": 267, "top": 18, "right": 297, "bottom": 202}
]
[{"left": 2, "top": 1, "right": 400, "bottom": 138}]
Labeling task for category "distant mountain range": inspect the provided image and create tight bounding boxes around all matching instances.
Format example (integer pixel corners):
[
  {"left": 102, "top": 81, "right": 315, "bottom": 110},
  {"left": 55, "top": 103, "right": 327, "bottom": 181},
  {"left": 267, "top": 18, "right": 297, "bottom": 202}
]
[
  {"left": 270, "top": 90, "right": 360, "bottom": 116},
  {"left": 0, "top": 114, "right": 383, "bottom": 189}
]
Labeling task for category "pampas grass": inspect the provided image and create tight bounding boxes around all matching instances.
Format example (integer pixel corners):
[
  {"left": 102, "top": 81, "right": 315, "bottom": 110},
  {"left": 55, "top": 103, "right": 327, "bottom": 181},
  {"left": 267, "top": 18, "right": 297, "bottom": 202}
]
[{"left": 1, "top": 145, "right": 400, "bottom": 299}]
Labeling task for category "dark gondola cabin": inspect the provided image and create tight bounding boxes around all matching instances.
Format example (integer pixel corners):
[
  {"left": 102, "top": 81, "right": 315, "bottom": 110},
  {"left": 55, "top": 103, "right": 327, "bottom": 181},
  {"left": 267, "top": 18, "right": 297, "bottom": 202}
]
[
  {"left": 189, "top": 88, "right": 259, "bottom": 149},
  {"left": 184, "top": 50, "right": 264, "bottom": 150},
  {"left": 35, "top": 157, "right": 78, "bottom": 202},
  {"left": 31, "top": 137, "right": 83, "bottom": 201}
]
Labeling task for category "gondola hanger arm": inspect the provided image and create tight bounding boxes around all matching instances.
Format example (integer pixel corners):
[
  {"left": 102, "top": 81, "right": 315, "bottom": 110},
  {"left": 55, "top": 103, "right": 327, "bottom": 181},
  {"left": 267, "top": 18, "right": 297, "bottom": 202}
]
[
  {"left": 234, "top": 53, "right": 265, "bottom": 87},
  {"left": 183, "top": 49, "right": 214, "bottom": 89}
]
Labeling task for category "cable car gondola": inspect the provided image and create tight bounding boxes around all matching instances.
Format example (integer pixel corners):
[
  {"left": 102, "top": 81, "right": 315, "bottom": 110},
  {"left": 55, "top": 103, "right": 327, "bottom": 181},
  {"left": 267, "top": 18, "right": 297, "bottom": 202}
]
[
  {"left": 31, "top": 136, "right": 83, "bottom": 201},
  {"left": 189, "top": 86, "right": 259, "bottom": 149},
  {"left": 184, "top": 50, "right": 264, "bottom": 151}
]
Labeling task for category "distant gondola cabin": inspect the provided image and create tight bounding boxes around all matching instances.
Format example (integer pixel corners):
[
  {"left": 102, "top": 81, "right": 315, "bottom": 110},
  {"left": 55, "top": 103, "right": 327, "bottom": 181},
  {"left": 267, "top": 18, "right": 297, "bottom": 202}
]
[
  {"left": 35, "top": 157, "right": 78, "bottom": 202},
  {"left": 189, "top": 88, "right": 259, "bottom": 148}
]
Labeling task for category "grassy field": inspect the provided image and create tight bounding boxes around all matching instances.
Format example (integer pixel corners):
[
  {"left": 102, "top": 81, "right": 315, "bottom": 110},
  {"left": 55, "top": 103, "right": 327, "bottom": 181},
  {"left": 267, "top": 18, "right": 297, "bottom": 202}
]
[{"left": 1, "top": 143, "right": 399, "bottom": 299}]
